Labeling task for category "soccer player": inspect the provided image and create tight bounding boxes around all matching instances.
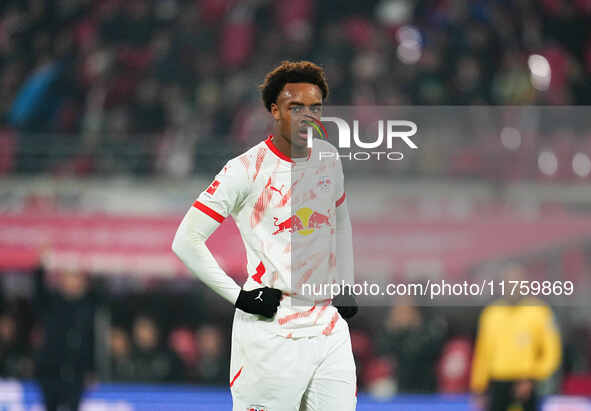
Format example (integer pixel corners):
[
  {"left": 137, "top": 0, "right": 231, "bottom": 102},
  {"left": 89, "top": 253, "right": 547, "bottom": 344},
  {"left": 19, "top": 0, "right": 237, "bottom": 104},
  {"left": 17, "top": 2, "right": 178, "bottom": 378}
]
[{"left": 172, "top": 60, "right": 358, "bottom": 410}]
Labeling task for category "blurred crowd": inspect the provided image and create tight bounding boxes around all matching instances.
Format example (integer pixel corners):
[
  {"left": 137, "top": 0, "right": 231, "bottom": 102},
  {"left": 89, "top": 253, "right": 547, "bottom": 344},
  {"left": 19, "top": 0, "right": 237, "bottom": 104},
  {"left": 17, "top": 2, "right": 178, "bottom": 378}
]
[
  {"left": 0, "top": 270, "right": 466, "bottom": 393},
  {"left": 0, "top": 0, "right": 590, "bottom": 175},
  {"left": 1, "top": 265, "right": 591, "bottom": 397},
  {"left": 0, "top": 267, "right": 233, "bottom": 387},
  {"left": 0, "top": 304, "right": 232, "bottom": 384}
]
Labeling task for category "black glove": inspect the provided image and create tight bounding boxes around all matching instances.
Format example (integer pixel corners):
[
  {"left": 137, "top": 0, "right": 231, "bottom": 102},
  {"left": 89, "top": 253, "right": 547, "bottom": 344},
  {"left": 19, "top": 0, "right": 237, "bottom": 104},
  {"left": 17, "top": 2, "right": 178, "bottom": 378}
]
[
  {"left": 235, "top": 287, "right": 282, "bottom": 318},
  {"left": 333, "top": 292, "right": 358, "bottom": 319}
]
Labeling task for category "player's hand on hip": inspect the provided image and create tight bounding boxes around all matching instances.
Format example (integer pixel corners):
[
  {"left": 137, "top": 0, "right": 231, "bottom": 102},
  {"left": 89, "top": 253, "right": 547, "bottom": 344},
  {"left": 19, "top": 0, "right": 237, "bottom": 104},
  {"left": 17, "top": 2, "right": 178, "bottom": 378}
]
[
  {"left": 235, "top": 287, "right": 282, "bottom": 318},
  {"left": 333, "top": 291, "right": 358, "bottom": 319}
]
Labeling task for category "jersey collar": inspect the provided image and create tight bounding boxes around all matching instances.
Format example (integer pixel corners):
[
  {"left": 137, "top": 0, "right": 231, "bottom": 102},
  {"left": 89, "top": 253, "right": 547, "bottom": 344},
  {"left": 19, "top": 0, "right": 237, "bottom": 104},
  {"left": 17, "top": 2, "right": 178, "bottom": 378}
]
[{"left": 265, "top": 135, "right": 311, "bottom": 164}]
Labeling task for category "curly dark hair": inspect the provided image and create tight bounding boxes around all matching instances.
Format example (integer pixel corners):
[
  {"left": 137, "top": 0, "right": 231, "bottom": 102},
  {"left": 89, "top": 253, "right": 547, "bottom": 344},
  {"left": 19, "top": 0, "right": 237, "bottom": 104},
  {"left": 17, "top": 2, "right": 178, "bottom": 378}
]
[{"left": 259, "top": 60, "right": 329, "bottom": 112}]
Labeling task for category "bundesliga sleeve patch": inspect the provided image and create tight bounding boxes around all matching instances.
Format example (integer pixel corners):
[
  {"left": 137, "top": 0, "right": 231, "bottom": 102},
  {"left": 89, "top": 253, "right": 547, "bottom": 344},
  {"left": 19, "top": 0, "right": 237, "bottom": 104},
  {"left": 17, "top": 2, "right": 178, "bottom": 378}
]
[{"left": 206, "top": 180, "right": 220, "bottom": 195}]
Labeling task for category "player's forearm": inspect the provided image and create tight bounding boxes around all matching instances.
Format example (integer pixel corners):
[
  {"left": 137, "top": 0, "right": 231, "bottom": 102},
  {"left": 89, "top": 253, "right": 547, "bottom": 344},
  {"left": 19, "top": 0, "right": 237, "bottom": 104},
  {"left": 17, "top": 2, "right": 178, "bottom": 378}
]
[
  {"left": 172, "top": 207, "right": 241, "bottom": 304},
  {"left": 336, "top": 199, "right": 354, "bottom": 284}
]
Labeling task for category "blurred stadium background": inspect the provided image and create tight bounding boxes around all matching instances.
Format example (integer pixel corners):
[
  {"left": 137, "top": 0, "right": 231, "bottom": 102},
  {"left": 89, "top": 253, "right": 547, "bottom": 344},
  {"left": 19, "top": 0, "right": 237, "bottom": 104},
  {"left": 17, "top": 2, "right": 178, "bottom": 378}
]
[{"left": 1, "top": 0, "right": 591, "bottom": 409}]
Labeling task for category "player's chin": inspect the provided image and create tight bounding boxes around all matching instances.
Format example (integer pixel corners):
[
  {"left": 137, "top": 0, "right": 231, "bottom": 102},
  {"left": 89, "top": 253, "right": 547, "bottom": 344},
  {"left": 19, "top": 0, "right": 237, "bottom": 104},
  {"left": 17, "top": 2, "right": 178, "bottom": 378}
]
[{"left": 290, "top": 130, "right": 309, "bottom": 148}]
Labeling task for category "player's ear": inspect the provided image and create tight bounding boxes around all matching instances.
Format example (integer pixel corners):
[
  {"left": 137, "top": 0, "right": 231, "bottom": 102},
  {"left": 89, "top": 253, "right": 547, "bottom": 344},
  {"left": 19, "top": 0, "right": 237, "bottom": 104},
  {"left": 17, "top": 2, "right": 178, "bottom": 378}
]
[{"left": 271, "top": 103, "right": 280, "bottom": 121}]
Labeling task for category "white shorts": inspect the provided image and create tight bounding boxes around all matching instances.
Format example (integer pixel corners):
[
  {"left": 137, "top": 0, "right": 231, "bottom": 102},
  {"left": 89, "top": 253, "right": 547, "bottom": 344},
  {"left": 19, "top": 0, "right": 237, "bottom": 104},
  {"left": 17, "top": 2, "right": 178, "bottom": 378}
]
[{"left": 229, "top": 310, "right": 357, "bottom": 411}]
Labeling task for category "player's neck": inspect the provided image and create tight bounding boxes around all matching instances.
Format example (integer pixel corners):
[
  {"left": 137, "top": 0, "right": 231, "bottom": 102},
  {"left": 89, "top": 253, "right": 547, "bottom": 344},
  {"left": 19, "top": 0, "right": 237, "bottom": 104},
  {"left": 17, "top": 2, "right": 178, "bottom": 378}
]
[{"left": 272, "top": 134, "right": 308, "bottom": 159}]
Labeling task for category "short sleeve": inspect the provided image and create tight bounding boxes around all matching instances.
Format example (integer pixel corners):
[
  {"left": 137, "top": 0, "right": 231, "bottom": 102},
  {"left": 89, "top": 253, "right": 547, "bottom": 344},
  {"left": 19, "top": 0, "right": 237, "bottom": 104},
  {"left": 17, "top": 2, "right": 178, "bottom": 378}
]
[{"left": 193, "top": 160, "right": 248, "bottom": 222}]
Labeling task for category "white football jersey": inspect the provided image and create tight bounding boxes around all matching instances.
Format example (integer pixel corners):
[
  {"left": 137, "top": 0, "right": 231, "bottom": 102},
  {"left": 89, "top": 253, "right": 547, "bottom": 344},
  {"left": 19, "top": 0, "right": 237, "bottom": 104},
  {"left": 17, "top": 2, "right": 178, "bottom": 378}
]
[{"left": 193, "top": 136, "right": 347, "bottom": 337}]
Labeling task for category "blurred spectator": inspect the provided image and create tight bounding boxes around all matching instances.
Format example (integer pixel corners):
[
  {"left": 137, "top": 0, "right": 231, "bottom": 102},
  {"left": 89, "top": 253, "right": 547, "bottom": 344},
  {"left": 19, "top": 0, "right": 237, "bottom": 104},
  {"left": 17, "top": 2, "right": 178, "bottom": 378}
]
[
  {"left": 169, "top": 327, "right": 198, "bottom": 370},
  {"left": 350, "top": 328, "right": 375, "bottom": 390},
  {"left": 0, "top": 311, "right": 33, "bottom": 378},
  {"left": 470, "top": 263, "right": 562, "bottom": 411},
  {"left": 109, "top": 326, "right": 134, "bottom": 381},
  {"left": 130, "top": 78, "right": 166, "bottom": 134},
  {"left": 436, "top": 337, "right": 473, "bottom": 393},
  {"left": 363, "top": 357, "right": 396, "bottom": 399},
  {"left": 33, "top": 265, "right": 98, "bottom": 411},
  {"left": 191, "top": 325, "right": 228, "bottom": 385},
  {"left": 0, "top": 127, "right": 16, "bottom": 174},
  {"left": 375, "top": 297, "right": 447, "bottom": 393},
  {"left": 129, "top": 315, "right": 185, "bottom": 382}
]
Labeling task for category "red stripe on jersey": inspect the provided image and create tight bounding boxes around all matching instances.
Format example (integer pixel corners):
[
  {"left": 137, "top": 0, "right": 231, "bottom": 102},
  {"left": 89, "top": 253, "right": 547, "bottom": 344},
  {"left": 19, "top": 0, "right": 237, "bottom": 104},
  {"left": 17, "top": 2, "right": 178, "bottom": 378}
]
[
  {"left": 336, "top": 192, "right": 346, "bottom": 207},
  {"left": 239, "top": 155, "right": 250, "bottom": 171},
  {"left": 322, "top": 312, "right": 340, "bottom": 336},
  {"left": 229, "top": 366, "right": 243, "bottom": 387},
  {"left": 278, "top": 304, "right": 316, "bottom": 325},
  {"left": 265, "top": 136, "right": 294, "bottom": 163},
  {"left": 193, "top": 200, "right": 225, "bottom": 223},
  {"left": 253, "top": 146, "right": 266, "bottom": 181},
  {"left": 251, "top": 261, "right": 266, "bottom": 285},
  {"left": 313, "top": 300, "right": 331, "bottom": 325},
  {"left": 250, "top": 177, "right": 273, "bottom": 228}
]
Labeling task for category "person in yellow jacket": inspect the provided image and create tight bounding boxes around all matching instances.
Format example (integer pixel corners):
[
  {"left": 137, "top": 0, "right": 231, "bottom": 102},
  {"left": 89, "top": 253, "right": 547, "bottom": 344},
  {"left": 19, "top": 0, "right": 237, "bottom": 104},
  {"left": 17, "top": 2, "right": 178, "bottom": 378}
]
[{"left": 470, "top": 264, "right": 562, "bottom": 411}]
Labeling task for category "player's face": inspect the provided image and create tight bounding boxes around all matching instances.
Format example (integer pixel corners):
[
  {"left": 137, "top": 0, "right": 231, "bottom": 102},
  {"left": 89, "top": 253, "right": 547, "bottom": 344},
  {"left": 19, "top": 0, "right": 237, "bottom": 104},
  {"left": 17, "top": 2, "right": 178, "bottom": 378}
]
[{"left": 271, "top": 83, "right": 323, "bottom": 150}]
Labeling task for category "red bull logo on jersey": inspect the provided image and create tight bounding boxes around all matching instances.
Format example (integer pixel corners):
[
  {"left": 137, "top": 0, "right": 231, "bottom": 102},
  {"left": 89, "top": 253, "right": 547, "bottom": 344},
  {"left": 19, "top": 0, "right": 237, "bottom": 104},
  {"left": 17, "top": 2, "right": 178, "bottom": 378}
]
[
  {"left": 247, "top": 406, "right": 267, "bottom": 411},
  {"left": 272, "top": 207, "right": 331, "bottom": 236}
]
